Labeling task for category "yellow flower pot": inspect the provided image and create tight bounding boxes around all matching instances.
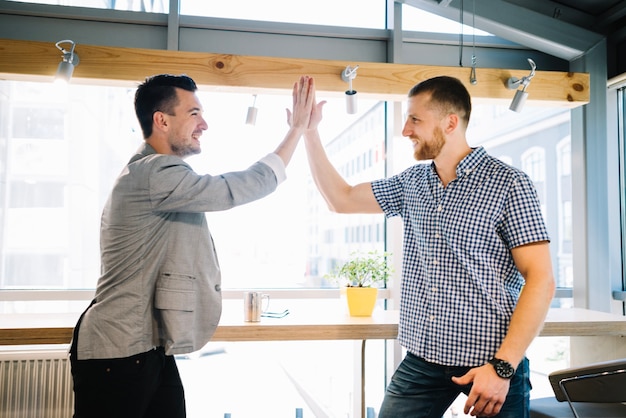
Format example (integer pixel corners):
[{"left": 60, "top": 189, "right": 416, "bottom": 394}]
[{"left": 345, "top": 287, "right": 378, "bottom": 317}]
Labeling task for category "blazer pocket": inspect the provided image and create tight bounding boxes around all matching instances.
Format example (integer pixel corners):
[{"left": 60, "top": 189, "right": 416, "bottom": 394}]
[
  {"left": 155, "top": 273, "right": 196, "bottom": 350},
  {"left": 155, "top": 273, "right": 195, "bottom": 311}
]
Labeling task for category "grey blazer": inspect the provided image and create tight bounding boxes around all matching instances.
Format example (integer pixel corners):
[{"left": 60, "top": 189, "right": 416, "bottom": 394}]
[{"left": 75, "top": 143, "right": 284, "bottom": 359}]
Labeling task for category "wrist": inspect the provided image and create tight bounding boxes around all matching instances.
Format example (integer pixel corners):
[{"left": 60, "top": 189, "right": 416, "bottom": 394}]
[
  {"left": 287, "top": 125, "right": 306, "bottom": 136},
  {"left": 303, "top": 127, "right": 319, "bottom": 137},
  {"left": 488, "top": 357, "right": 515, "bottom": 379}
]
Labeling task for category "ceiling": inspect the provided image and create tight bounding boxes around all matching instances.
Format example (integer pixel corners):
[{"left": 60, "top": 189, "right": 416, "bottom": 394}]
[
  {"left": 506, "top": 0, "right": 626, "bottom": 77},
  {"left": 507, "top": 0, "right": 626, "bottom": 39}
]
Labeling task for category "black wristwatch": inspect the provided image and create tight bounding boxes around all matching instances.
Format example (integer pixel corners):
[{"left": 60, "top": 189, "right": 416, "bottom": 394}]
[{"left": 488, "top": 357, "right": 515, "bottom": 379}]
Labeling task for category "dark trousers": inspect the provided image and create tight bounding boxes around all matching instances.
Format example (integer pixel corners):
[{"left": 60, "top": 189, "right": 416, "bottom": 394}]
[
  {"left": 69, "top": 304, "right": 186, "bottom": 418},
  {"left": 70, "top": 346, "right": 186, "bottom": 418}
]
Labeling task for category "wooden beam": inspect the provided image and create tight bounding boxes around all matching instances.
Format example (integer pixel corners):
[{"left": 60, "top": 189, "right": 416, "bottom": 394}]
[{"left": 0, "top": 38, "right": 589, "bottom": 107}]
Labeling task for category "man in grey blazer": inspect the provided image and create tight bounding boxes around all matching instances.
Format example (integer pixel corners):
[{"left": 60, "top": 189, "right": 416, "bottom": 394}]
[{"left": 69, "top": 73, "right": 315, "bottom": 418}]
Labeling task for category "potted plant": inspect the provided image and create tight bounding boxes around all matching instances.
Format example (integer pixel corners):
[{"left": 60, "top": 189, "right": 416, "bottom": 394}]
[{"left": 326, "top": 250, "right": 393, "bottom": 317}]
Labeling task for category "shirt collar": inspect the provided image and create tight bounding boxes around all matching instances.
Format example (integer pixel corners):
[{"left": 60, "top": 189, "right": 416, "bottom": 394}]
[
  {"left": 428, "top": 146, "right": 486, "bottom": 182},
  {"left": 455, "top": 146, "right": 485, "bottom": 179}
]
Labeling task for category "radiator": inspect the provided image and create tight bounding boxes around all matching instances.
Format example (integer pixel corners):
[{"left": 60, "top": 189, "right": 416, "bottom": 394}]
[{"left": 0, "top": 349, "right": 73, "bottom": 418}]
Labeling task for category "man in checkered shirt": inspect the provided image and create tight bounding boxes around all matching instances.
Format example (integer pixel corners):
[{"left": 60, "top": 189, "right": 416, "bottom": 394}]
[{"left": 303, "top": 75, "right": 555, "bottom": 417}]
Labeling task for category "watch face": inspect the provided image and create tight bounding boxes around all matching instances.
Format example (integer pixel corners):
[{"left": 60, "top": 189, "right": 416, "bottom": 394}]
[{"left": 490, "top": 358, "right": 515, "bottom": 379}]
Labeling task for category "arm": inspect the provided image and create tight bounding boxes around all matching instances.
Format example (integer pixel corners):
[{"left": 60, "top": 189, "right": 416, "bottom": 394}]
[
  {"left": 453, "top": 241, "right": 555, "bottom": 417},
  {"left": 302, "top": 81, "right": 382, "bottom": 214},
  {"left": 496, "top": 241, "right": 556, "bottom": 370}
]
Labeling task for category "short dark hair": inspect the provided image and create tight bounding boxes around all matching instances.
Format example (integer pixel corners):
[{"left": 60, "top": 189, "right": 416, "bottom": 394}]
[
  {"left": 134, "top": 74, "right": 198, "bottom": 138},
  {"left": 408, "top": 76, "right": 471, "bottom": 126}
]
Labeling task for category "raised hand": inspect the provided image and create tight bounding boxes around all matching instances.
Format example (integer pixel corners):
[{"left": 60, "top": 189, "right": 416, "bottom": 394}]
[
  {"left": 286, "top": 75, "right": 314, "bottom": 130},
  {"left": 307, "top": 79, "right": 326, "bottom": 130}
]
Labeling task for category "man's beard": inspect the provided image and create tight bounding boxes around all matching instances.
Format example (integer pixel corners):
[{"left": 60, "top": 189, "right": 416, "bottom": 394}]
[
  {"left": 171, "top": 138, "right": 201, "bottom": 158},
  {"left": 413, "top": 126, "right": 445, "bottom": 161}
]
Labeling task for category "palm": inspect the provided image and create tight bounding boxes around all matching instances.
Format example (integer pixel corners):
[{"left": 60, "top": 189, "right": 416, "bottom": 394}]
[{"left": 309, "top": 101, "right": 326, "bottom": 129}]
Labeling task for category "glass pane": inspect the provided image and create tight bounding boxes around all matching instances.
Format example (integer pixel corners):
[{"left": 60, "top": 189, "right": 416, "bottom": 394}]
[
  {"left": 180, "top": 0, "right": 385, "bottom": 29},
  {"left": 4, "top": 0, "right": 168, "bottom": 12},
  {"left": 402, "top": 4, "right": 492, "bottom": 35},
  {"left": 178, "top": 339, "right": 386, "bottom": 417},
  {"left": 0, "top": 81, "right": 139, "bottom": 291},
  {"left": 0, "top": 79, "right": 384, "bottom": 292},
  {"left": 473, "top": 106, "right": 573, "bottom": 306},
  {"left": 177, "top": 299, "right": 387, "bottom": 418},
  {"left": 189, "top": 92, "right": 385, "bottom": 289}
]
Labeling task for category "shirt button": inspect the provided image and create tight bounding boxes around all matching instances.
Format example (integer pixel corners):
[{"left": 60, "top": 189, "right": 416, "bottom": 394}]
[
  {"left": 433, "top": 259, "right": 438, "bottom": 265},
  {"left": 431, "top": 287, "right": 437, "bottom": 292},
  {"left": 465, "top": 169, "right": 472, "bottom": 175},
  {"left": 215, "top": 284, "right": 221, "bottom": 291},
  {"left": 435, "top": 233, "right": 440, "bottom": 238},
  {"left": 430, "top": 315, "right": 436, "bottom": 321},
  {"left": 437, "top": 205, "right": 442, "bottom": 212}
]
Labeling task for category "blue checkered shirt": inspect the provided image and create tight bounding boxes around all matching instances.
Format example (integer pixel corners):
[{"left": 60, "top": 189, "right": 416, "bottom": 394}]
[{"left": 372, "top": 147, "right": 549, "bottom": 367}]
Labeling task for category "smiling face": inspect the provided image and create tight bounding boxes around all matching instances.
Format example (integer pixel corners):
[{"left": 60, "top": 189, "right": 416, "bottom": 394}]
[
  {"left": 401, "top": 93, "right": 447, "bottom": 161},
  {"left": 161, "top": 88, "right": 208, "bottom": 158}
]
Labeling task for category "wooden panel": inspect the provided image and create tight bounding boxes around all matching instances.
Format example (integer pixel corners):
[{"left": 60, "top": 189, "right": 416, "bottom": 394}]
[
  {"left": 540, "top": 308, "right": 626, "bottom": 337},
  {"left": 0, "top": 327, "right": 74, "bottom": 346},
  {"left": 0, "top": 38, "right": 589, "bottom": 107},
  {"left": 211, "top": 309, "right": 400, "bottom": 341},
  {"left": 1, "top": 308, "right": 625, "bottom": 346}
]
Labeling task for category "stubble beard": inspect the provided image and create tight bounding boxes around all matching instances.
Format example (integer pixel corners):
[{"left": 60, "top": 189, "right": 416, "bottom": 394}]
[
  {"left": 413, "top": 126, "right": 445, "bottom": 161},
  {"left": 170, "top": 136, "right": 201, "bottom": 159}
]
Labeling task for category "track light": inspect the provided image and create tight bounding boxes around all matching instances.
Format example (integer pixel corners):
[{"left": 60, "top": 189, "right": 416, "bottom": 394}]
[
  {"left": 506, "top": 58, "right": 536, "bottom": 112},
  {"left": 341, "top": 65, "right": 359, "bottom": 114},
  {"left": 245, "top": 94, "right": 258, "bottom": 126},
  {"left": 55, "top": 40, "right": 79, "bottom": 84}
]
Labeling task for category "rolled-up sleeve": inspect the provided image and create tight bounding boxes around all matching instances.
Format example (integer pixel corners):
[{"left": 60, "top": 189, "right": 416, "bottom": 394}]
[{"left": 259, "top": 153, "right": 287, "bottom": 185}]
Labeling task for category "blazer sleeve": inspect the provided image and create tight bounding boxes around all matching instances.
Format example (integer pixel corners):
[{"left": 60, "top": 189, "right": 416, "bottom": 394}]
[{"left": 141, "top": 154, "right": 280, "bottom": 213}]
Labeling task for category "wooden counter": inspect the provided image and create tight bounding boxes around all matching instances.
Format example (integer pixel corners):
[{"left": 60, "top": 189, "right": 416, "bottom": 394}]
[
  {"left": 2, "top": 306, "right": 625, "bottom": 418},
  {"left": 1, "top": 307, "right": 625, "bottom": 346},
  {"left": 539, "top": 307, "right": 626, "bottom": 337}
]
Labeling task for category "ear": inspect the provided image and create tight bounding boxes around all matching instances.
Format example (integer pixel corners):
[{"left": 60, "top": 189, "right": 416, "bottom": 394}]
[
  {"left": 152, "top": 111, "right": 169, "bottom": 133},
  {"left": 443, "top": 113, "right": 459, "bottom": 134}
]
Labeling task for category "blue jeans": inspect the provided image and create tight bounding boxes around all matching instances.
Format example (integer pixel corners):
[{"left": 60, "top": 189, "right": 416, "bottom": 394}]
[{"left": 378, "top": 353, "right": 531, "bottom": 418}]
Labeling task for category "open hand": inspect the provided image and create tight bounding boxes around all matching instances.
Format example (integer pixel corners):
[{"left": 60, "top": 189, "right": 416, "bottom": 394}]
[{"left": 286, "top": 75, "right": 314, "bottom": 130}]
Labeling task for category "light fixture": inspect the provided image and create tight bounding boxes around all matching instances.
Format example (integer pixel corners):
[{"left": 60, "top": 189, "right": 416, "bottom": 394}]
[
  {"left": 341, "top": 65, "right": 359, "bottom": 114},
  {"left": 54, "top": 39, "right": 79, "bottom": 83},
  {"left": 459, "top": 0, "right": 478, "bottom": 85},
  {"left": 245, "top": 94, "right": 258, "bottom": 126},
  {"left": 506, "top": 58, "right": 536, "bottom": 112},
  {"left": 470, "top": 0, "right": 477, "bottom": 85}
]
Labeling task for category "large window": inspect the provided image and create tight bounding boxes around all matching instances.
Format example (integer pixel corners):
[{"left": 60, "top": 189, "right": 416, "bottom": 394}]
[{"left": 0, "top": 80, "right": 385, "bottom": 294}]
